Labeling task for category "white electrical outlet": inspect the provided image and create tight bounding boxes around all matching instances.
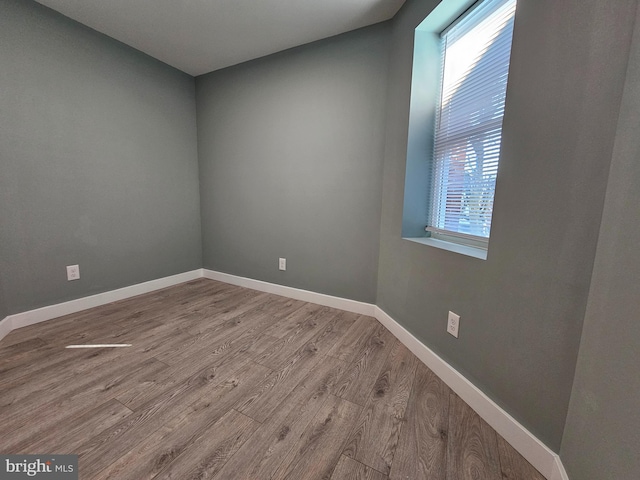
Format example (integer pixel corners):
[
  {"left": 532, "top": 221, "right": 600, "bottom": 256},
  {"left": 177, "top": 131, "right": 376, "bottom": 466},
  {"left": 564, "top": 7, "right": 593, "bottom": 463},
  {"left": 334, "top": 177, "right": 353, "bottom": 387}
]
[
  {"left": 279, "top": 258, "right": 286, "bottom": 271},
  {"left": 447, "top": 311, "right": 460, "bottom": 338},
  {"left": 67, "top": 265, "right": 80, "bottom": 281}
]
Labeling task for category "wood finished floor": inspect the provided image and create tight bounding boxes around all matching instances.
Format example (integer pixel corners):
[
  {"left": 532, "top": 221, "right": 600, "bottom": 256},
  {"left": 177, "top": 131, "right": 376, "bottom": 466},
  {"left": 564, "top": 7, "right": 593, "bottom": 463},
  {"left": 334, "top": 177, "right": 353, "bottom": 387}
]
[{"left": 0, "top": 279, "right": 546, "bottom": 480}]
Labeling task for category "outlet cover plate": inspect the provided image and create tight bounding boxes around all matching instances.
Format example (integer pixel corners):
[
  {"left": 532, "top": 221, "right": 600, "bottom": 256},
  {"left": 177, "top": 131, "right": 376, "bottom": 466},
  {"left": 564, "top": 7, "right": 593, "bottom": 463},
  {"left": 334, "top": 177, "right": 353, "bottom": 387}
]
[
  {"left": 279, "top": 258, "right": 286, "bottom": 271},
  {"left": 447, "top": 311, "right": 460, "bottom": 338},
  {"left": 67, "top": 265, "right": 80, "bottom": 281}
]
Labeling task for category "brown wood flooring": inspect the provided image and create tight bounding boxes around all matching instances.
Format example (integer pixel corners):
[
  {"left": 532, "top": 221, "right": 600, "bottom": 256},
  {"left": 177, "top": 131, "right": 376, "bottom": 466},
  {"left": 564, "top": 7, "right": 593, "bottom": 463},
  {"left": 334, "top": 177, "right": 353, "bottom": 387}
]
[{"left": 0, "top": 279, "right": 546, "bottom": 479}]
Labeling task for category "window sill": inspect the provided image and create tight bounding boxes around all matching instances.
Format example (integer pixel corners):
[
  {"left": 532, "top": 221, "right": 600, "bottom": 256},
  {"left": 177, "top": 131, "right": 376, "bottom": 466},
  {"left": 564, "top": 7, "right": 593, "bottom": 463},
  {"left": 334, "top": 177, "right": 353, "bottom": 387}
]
[{"left": 403, "top": 236, "right": 488, "bottom": 260}]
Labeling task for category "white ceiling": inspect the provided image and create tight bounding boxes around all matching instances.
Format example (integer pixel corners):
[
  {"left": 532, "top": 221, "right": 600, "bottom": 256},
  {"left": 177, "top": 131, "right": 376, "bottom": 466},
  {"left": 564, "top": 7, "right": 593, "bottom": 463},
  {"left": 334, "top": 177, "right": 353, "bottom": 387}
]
[{"left": 35, "top": 0, "right": 406, "bottom": 76}]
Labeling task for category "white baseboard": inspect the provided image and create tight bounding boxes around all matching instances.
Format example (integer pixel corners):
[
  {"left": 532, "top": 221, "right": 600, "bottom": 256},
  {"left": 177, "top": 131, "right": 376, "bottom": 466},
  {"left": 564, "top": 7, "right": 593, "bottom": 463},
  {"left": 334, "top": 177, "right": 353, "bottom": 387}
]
[
  {"left": 374, "top": 306, "right": 568, "bottom": 480},
  {"left": 2, "top": 269, "right": 203, "bottom": 335},
  {"left": 0, "top": 268, "right": 568, "bottom": 479},
  {"left": 202, "top": 269, "right": 376, "bottom": 316},
  {"left": 551, "top": 456, "right": 570, "bottom": 480},
  {"left": 0, "top": 316, "right": 11, "bottom": 343}
]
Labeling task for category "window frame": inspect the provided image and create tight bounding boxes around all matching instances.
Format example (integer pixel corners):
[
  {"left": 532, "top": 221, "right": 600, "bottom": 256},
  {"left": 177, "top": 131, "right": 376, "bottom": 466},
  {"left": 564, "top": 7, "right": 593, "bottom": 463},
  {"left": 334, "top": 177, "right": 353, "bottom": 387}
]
[
  {"left": 428, "top": 0, "right": 516, "bottom": 247},
  {"left": 401, "top": 0, "right": 517, "bottom": 258}
]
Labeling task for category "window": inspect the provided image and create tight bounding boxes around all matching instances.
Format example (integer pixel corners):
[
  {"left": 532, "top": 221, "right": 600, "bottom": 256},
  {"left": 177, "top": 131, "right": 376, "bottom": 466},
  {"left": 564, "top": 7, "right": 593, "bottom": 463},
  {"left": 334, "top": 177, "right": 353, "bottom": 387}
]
[
  {"left": 428, "top": 0, "right": 517, "bottom": 247},
  {"left": 402, "top": 0, "right": 518, "bottom": 258}
]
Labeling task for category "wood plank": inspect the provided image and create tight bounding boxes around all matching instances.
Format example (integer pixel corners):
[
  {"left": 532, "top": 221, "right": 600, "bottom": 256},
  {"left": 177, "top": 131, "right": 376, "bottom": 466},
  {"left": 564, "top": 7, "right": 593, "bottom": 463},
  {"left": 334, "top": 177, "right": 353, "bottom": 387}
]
[
  {"left": 151, "top": 409, "right": 258, "bottom": 480},
  {"left": 195, "top": 287, "right": 269, "bottom": 314},
  {"left": 18, "top": 398, "right": 133, "bottom": 454},
  {"left": 0, "top": 352, "right": 164, "bottom": 425},
  {"left": 178, "top": 287, "right": 267, "bottom": 328},
  {"left": 0, "top": 337, "right": 46, "bottom": 355},
  {"left": 0, "top": 329, "right": 44, "bottom": 348},
  {"left": 77, "top": 360, "right": 271, "bottom": 479},
  {"left": 1, "top": 357, "right": 168, "bottom": 453},
  {"left": 0, "top": 346, "right": 165, "bottom": 415},
  {"left": 117, "top": 324, "right": 279, "bottom": 411},
  {"left": 342, "top": 341, "right": 417, "bottom": 475},
  {"left": 446, "top": 393, "right": 502, "bottom": 480},
  {"left": 389, "top": 363, "right": 450, "bottom": 480},
  {"left": 255, "top": 304, "right": 337, "bottom": 369},
  {"left": 92, "top": 404, "right": 257, "bottom": 480},
  {"left": 333, "top": 323, "right": 395, "bottom": 406},
  {"left": 0, "top": 330, "right": 190, "bottom": 410},
  {"left": 182, "top": 291, "right": 271, "bottom": 334},
  {"left": 122, "top": 323, "right": 278, "bottom": 409},
  {"left": 4, "top": 307, "right": 126, "bottom": 345},
  {"left": 239, "top": 333, "right": 280, "bottom": 359},
  {"left": 44, "top": 315, "right": 164, "bottom": 347},
  {"left": 132, "top": 329, "right": 197, "bottom": 359},
  {"left": 0, "top": 338, "right": 106, "bottom": 382},
  {"left": 327, "top": 316, "right": 389, "bottom": 364},
  {"left": 195, "top": 292, "right": 304, "bottom": 335},
  {"left": 116, "top": 349, "right": 250, "bottom": 411},
  {"left": 156, "top": 294, "right": 299, "bottom": 366},
  {"left": 307, "top": 310, "right": 359, "bottom": 354},
  {"left": 272, "top": 394, "right": 362, "bottom": 480},
  {"left": 330, "top": 456, "right": 388, "bottom": 480},
  {"left": 0, "top": 279, "right": 228, "bottom": 361},
  {"left": 0, "top": 318, "right": 181, "bottom": 389},
  {"left": 262, "top": 303, "right": 336, "bottom": 339},
  {"left": 10, "top": 279, "right": 218, "bottom": 345},
  {"left": 497, "top": 434, "right": 546, "bottom": 480},
  {"left": 235, "top": 340, "right": 325, "bottom": 423},
  {"left": 211, "top": 356, "right": 348, "bottom": 480}
]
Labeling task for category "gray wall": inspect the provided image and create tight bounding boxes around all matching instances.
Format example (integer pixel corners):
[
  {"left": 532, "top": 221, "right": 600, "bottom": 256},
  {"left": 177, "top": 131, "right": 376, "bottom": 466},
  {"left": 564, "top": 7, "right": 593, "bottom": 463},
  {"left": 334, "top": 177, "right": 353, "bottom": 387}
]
[
  {"left": 196, "top": 24, "right": 390, "bottom": 303},
  {"left": 377, "top": 0, "right": 637, "bottom": 449},
  {"left": 560, "top": 3, "right": 640, "bottom": 478},
  {"left": 0, "top": 0, "right": 202, "bottom": 315}
]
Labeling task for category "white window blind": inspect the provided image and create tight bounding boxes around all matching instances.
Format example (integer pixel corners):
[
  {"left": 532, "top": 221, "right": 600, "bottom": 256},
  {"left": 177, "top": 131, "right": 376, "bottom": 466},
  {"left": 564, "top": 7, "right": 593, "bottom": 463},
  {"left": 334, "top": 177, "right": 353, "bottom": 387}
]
[{"left": 429, "top": 0, "right": 517, "bottom": 242}]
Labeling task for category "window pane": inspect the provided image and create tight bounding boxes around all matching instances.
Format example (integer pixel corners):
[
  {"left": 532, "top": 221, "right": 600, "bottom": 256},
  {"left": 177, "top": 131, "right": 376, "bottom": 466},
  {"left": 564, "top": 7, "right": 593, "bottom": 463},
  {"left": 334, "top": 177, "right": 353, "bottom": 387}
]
[{"left": 430, "top": 0, "right": 517, "bottom": 241}]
